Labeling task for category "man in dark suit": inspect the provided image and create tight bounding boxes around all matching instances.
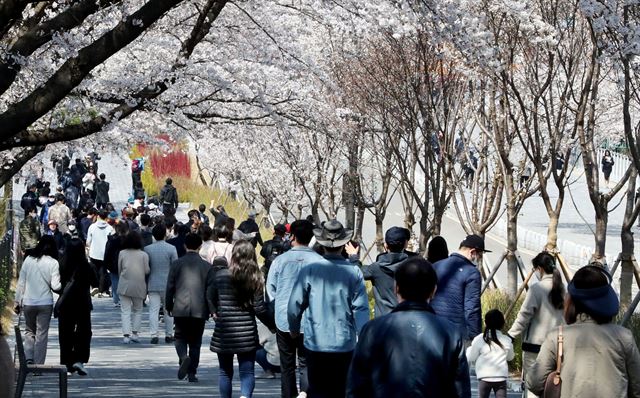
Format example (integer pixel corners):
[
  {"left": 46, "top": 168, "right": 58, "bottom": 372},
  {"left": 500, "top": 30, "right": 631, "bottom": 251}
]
[{"left": 165, "top": 233, "right": 215, "bottom": 382}]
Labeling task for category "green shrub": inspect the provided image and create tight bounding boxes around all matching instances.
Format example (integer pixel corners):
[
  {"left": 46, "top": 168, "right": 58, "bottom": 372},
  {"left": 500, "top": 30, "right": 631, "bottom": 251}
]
[{"left": 481, "top": 289, "right": 524, "bottom": 373}]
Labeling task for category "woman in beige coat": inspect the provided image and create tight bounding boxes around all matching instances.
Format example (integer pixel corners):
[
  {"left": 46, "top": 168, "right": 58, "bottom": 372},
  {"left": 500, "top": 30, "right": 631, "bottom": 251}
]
[
  {"left": 117, "top": 231, "right": 149, "bottom": 344},
  {"left": 528, "top": 265, "right": 640, "bottom": 398},
  {"left": 508, "top": 252, "right": 565, "bottom": 397}
]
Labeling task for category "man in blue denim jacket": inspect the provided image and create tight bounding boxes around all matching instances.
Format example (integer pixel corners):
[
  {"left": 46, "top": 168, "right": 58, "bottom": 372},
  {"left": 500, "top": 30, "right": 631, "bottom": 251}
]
[
  {"left": 267, "top": 220, "right": 323, "bottom": 398},
  {"left": 288, "top": 220, "right": 369, "bottom": 398}
]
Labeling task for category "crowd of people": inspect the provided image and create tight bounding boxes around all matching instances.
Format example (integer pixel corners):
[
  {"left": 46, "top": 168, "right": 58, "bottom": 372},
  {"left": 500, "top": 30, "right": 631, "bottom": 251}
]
[{"left": 9, "top": 166, "right": 640, "bottom": 398}]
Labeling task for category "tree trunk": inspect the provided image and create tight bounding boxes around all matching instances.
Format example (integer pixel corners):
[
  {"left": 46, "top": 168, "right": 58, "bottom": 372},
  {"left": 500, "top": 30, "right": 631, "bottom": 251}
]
[
  {"left": 418, "top": 210, "right": 430, "bottom": 255},
  {"left": 592, "top": 202, "right": 608, "bottom": 265},
  {"left": 375, "top": 213, "right": 384, "bottom": 253},
  {"left": 354, "top": 205, "right": 365, "bottom": 242},
  {"left": 545, "top": 212, "right": 560, "bottom": 251},
  {"left": 620, "top": 170, "right": 638, "bottom": 305},
  {"left": 506, "top": 204, "right": 519, "bottom": 297}
]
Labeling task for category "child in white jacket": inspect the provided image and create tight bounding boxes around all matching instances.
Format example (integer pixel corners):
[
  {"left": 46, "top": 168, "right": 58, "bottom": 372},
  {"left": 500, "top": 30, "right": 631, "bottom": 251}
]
[{"left": 466, "top": 309, "right": 514, "bottom": 398}]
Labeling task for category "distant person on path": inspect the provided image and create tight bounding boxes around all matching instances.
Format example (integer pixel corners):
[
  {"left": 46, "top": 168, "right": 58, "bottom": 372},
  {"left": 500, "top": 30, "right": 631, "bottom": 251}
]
[
  {"left": 507, "top": 252, "right": 565, "bottom": 398},
  {"left": 208, "top": 240, "right": 276, "bottom": 396},
  {"left": 198, "top": 225, "right": 215, "bottom": 262},
  {"left": 288, "top": 220, "right": 369, "bottom": 398},
  {"left": 347, "top": 258, "right": 471, "bottom": 397},
  {"left": 260, "top": 223, "right": 286, "bottom": 279},
  {"left": 82, "top": 167, "right": 97, "bottom": 199},
  {"left": 165, "top": 233, "right": 214, "bottom": 382},
  {"left": 48, "top": 194, "right": 72, "bottom": 234},
  {"left": 14, "top": 236, "right": 61, "bottom": 365},
  {"left": 19, "top": 207, "right": 41, "bottom": 255},
  {"left": 203, "top": 225, "right": 233, "bottom": 265},
  {"left": 64, "top": 182, "right": 80, "bottom": 210},
  {"left": 117, "top": 232, "right": 150, "bottom": 344},
  {"left": 45, "top": 220, "right": 66, "bottom": 258},
  {"left": 198, "top": 204, "right": 209, "bottom": 226},
  {"left": 601, "top": 150, "right": 615, "bottom": 187},
  {"left": 527, "top": 266, "right": 640, "bottom": 397},
  {"left": 187, "top": 209, "right": 202, "bottom": 233},
  {"left": 209, "top": 201, "right": 229, "bottom": 227},
  {"left": 144, "top": 225, "right": 178, "bottom": 344},
  {"left": 94, "top": 174, "right": 110, "bottom": 210},
  {"left": 427, "top": 235, "right": 449, "bottom": 264},
  {"left": 20, "top": 184, "right": 39, "bottom": 213},
  {"left": 359, "top": 226, "right": 411, "bottom": 318},
  {"left": 104, "top": 221, "right": 129, "bottom": 307},
  {"left": 267, "top": 219, "right": 323, "bottom": 398},
  {"left": 467, "top": 309, "right": 514, "bottom": 398},
  {"left": 86, "top": 210, "right": 115, "bottom": 296},
  {"left": 139, "top": 214, "right": 153, "bottom": 247},
  {"left": 238, "top": 210, "right": 263, "bottom": 248},
  {"left": 70, "top": 158, "right": 87, "bottom": 187},
  {"left": 430, "top": 234, "right": 485, "bottom": 342},
  {"left": 167, "top": 223, "right": 189, "bottom": 258},
  {"left": 160, "top": 178, "right": 179, "bottom": 217},
  {"left": 56, "top": 238, "right": 98, "bottom": 376}
]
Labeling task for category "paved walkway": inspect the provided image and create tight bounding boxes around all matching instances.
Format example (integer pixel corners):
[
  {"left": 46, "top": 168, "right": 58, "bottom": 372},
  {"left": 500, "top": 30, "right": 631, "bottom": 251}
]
[{"left": 8, "top": 297, "right": 523, "bottom": 397}]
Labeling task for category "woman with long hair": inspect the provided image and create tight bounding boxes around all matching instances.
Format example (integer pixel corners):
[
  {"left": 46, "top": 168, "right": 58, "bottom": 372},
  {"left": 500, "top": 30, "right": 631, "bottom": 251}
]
[
  {"left": 57, "top": 238, "right": 98, "bottom": 375},
  {"left": 117, "top": 231, "right": 149, "bottom": 344},
  {"left": 208, "top": 240, "right": 275, "bottom": 398},
  {"left": 14, "top": 235, "right": 61, "bottom": 364},
  {"left": 507, "top": 252, "right": 565, "bottom": 398},
  {"left": 528, "top": 266, "right": 640, "bottom": 396}
]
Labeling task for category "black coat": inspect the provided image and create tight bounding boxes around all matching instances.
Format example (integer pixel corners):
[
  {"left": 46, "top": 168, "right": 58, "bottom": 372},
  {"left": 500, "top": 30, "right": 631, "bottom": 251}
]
[
  {"left": 104, "top": 235, "right": 124, "bottom": 274},
  {"left": 208, "top": 266, "right": 274, "bottom": 354},
  {"left": 238, "top": 219, "right": 263, "bottom": 247},
  {"left": 347, "top": 301, "right": 471, "bottom": 398},
  {"left": 94, "top": 180, "right": 110, "bottom": 204},
  {"left": 58, "top": 259, "right": 99, "bottom": 314}
]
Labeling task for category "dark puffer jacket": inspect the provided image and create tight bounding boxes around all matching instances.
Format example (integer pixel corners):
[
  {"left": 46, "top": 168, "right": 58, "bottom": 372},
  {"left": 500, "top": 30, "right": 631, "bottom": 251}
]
[
  {"left": 208, "top": 266, "right": 275, "bottom": 353},
  {"left": 430, "top": 253, "right": 482, "bottom": 341}
]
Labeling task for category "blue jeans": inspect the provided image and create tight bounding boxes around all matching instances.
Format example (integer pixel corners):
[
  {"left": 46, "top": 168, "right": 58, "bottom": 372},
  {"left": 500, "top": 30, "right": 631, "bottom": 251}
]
[
  {"left": 110, "top": 273, "right": 119, "bottom": 304},
  {"left": 256, "top": 348, "right": 280, "bottom": 373},
  {"left": 217, "top": 351, "right": 256, "bottom": 398}
]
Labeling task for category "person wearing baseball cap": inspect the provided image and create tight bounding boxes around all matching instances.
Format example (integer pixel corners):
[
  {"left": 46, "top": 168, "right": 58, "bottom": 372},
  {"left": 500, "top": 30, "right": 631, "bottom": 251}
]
[
  {"left": 430, "top": 234, "right": 488, "bottom": 342},
  {"left": 288, "top": 220, "right": 369, "bottom": 398},
  {"left": 356, "top": 226, "right": 413, "bottom": 318},
  {"left": 528, "top": 265, "right": 640, "bottom": 397}
]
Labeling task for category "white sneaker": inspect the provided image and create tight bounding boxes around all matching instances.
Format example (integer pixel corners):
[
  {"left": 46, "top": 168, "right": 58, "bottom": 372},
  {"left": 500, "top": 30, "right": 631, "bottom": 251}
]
[
  {"left": 123, "top": 336, "right": 130, "bottom": 344},
  {"left": 130, "top": 333, "right": 140, "bottom": 343},
  {"left": 297, "top": 393, "right": 307, "bottom": 398},
  {"left": 72, "top": 362, "right": 88, "bottom": 376}
]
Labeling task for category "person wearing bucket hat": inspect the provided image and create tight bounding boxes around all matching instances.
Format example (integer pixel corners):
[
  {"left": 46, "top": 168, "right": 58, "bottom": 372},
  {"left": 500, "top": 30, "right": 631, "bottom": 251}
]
[
  {"left": 528, "top": 265, "right": 640, "bottom": 397},
  {"left": 288, "top": 220, "right": 369, "bottom": 398},
  {"left": 430, "top": 234, "right": 486, "bottom": 342}
]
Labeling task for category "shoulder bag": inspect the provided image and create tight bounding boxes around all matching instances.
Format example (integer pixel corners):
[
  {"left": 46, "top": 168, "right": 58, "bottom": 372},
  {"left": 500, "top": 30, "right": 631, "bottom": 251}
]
[{"left": 543, "top": 326, "right": 563, "bottom": 398}]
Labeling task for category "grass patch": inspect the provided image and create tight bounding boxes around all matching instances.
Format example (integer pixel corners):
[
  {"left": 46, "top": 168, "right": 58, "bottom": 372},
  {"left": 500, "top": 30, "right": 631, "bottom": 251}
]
[{"left": 481, "top": 289, "right": 524, "bottom": 373}]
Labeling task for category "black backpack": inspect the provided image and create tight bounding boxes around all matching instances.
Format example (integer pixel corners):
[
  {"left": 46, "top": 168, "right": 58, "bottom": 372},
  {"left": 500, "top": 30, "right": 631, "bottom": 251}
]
[{"left": 262, "top": 241, "right": 283, "bottom": 279}]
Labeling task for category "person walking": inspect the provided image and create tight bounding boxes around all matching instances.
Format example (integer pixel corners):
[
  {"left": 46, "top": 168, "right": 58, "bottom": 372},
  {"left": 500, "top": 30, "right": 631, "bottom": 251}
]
[
  {"left": 45, "top": 220, "right": 66, "bottom": 259},
  {"left": 14, "top": 236, "right": 61, "bottom": 365},
  {"left": 601, "top": 149, "right": 615, "bottom": 187},
  {"left": 56, "top": 238, "right": 98, "bottom": 376},
  {"left": 266, "top": 219, "right": 321, "bottom": 398},
  {"left": 203, "top": 225, "right": 233, "bottom": 265},
  {"left": 359, "top": 226, "right": 411, "bottom": 318},
  {"left": 467, "top": 310, "right": 514, "bottom": 398},
  {"left": 208, "top": 239, "right": 276, "bottom": 397},
  {"left": 238, "top": 210, "right": 263, "bottom": 248},
  {"left": 94, "top": 173, "right": 110, "bottom": 210},
  {"left": 260, "top": 223, "right": 286, "bottom": 278},
  {"left": 20, "top": 184, "right": 39, "bottom": 213},
  {"left": 288, "top": 220, "right": 369, "bottom": 398},
  {"left": 19, "top": 207, "right": 41, "bottom": 255},
  {"left": 48, "top": 193, "right": 73, "bottom": 235},
  {"left": 165, "top": 233, "right": 214, "bottom": 382},
  {"left": 104, "top": 221, "right": 129, "bottom": 307},
  {"left": 427, "top": 235, "right": 449, "bottom": 263},
  {"left": 117, "top": 232, "right": 150, "bottom": 344},
  {"left": 346, "top": 258, "right": 471, "bottom": 397},
  {"left": 159, "top": 177, "right": 179, "bottom": 217},
  {"left": 430, "top": 234, "right": 485, "bottom": 342},
  {"left": 144, "top": 224, "right": 178, "bottom": 344},
  {"left": 507, "top": 252, "right": 565, "bottom": 398},
  {"left": 82, "top": 167, "right": 97, "bottom": 199},
  {"left": 209, "top": 201, "right": 229, "bottom": 227},
  {"left": 86, "top": 210, "right": 115, "bottom": 297},
  {"left": 527, "top": 265, "right": 640, "bottom": 397}
]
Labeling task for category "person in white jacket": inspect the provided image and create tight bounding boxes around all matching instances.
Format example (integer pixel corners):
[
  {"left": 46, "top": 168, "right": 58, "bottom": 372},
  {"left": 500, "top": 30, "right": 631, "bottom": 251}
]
[
  {"left": 14, "top": 236, "right": 61, "bottom": 364},
  {"left": 466, "top": 309, "right": 514, "bottom": 398},
  {"left": 86, "top": 210, "right": 114, "bottom": 296}
]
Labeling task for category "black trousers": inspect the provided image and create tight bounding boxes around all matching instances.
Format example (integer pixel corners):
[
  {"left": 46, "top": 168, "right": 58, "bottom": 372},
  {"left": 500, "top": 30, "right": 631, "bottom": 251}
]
[
  {"left": 91, "top": 258, "right": 110, "bottom": 294},
  {"left": 276, "top": 330, "right": 308, "bottom": 398},
  {"left": 306, "top": 350, "right": 353, "bottom": 398},
  {"left": 174, "top": 317, "right": 205, "bottom": 376},
  {"left": 478, "top": 380, "right": 507, "bottom": 398},
  {"left": 58, "top": 307, "right": 92, "bottom": 370}
]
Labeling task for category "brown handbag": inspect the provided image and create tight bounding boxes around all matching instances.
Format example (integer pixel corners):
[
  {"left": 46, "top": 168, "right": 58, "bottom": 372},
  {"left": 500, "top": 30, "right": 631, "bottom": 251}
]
[{"left": 543, "top": 326, "right": 563, "bottom": 398}]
